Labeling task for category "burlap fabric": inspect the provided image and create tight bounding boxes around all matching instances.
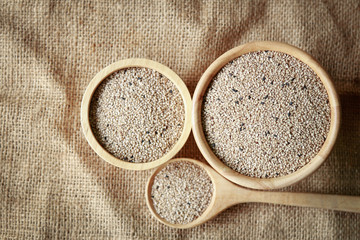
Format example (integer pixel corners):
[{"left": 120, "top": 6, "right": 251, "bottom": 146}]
[{"left": 1, "top": 1, "right": 359, "bottom": 239}]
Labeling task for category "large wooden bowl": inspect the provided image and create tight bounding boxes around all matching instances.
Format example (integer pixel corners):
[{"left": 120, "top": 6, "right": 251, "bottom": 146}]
[
  {"left": 81, "top": 59, "right": 192, "bottom": 170},
  {"left": 192, "top": 41, "right": 340, "bottom": 189}
]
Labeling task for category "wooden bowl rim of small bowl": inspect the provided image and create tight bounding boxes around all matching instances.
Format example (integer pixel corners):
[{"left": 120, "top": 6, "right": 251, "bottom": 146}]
[
  {"left": 81, "top": 58, "right": 192, "bottom": 170},
  {"left": 192, "top": 41, "right": 341, "bottom": 190}
]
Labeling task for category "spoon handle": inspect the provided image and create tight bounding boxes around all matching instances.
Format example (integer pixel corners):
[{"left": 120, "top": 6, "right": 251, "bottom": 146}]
[{"left": 247, "top": 191, "right": 360, "bottom": 213}]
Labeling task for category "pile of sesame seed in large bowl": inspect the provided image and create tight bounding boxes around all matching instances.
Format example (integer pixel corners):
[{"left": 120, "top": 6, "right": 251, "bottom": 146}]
[{"left": 192, "top": 41, "right": 340, "bottom": 190}]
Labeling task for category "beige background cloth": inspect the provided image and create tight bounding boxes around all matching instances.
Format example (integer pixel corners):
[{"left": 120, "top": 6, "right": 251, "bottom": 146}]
[{"left": 1, "top": 0, "right": 359, "bottom": 239}]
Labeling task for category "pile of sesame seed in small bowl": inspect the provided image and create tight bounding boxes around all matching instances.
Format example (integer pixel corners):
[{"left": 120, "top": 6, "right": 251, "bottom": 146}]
[
  {"left": 81, "top": 59, "right": 192, "bottom": 170},
  {"left": 81, "top": 41, "right": 340, "bottom": 227}
]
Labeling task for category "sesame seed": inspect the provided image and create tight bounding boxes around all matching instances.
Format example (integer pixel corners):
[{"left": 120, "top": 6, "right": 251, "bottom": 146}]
[
  {"left": 89, "top": 67, "right": 185, "bottom": 163},
  {"left": 201, "top": 50, "right": 330, "bottom": 178},
  {"left": 151, "top": 161, "right": 213, "bottom": 224}
]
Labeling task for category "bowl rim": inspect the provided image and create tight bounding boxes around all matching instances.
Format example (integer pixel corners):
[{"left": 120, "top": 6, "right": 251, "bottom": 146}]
[
  {"left": 81, "top": 58, "right": 192, "bottom": 170},
  {"left": 192, "top": 41, "right": 341, "bottom": 189}
]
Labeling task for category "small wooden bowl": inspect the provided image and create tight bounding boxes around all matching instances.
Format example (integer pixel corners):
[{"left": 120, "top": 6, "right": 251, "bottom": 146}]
[
  {"left": 81, "top": 58, "right": 192, "bottom": 170},
  {"left": 192, "top": 41, "right": 340, "bottom": 189}
]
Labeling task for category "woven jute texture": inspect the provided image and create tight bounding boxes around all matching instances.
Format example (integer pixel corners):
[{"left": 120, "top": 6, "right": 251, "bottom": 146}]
[{"left": 1, "top": 1, "right": 359, "bottom": 239}]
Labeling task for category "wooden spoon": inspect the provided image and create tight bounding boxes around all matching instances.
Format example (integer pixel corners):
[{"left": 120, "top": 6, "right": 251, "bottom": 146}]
[{"left": 145, "top": 158, "right": 360, "bottom": 229}]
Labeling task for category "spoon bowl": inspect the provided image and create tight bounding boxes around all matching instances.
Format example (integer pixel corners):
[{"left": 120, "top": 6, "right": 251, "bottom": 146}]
[{"left": 146, "top": 158, "right": 360, "bottom": 229}]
